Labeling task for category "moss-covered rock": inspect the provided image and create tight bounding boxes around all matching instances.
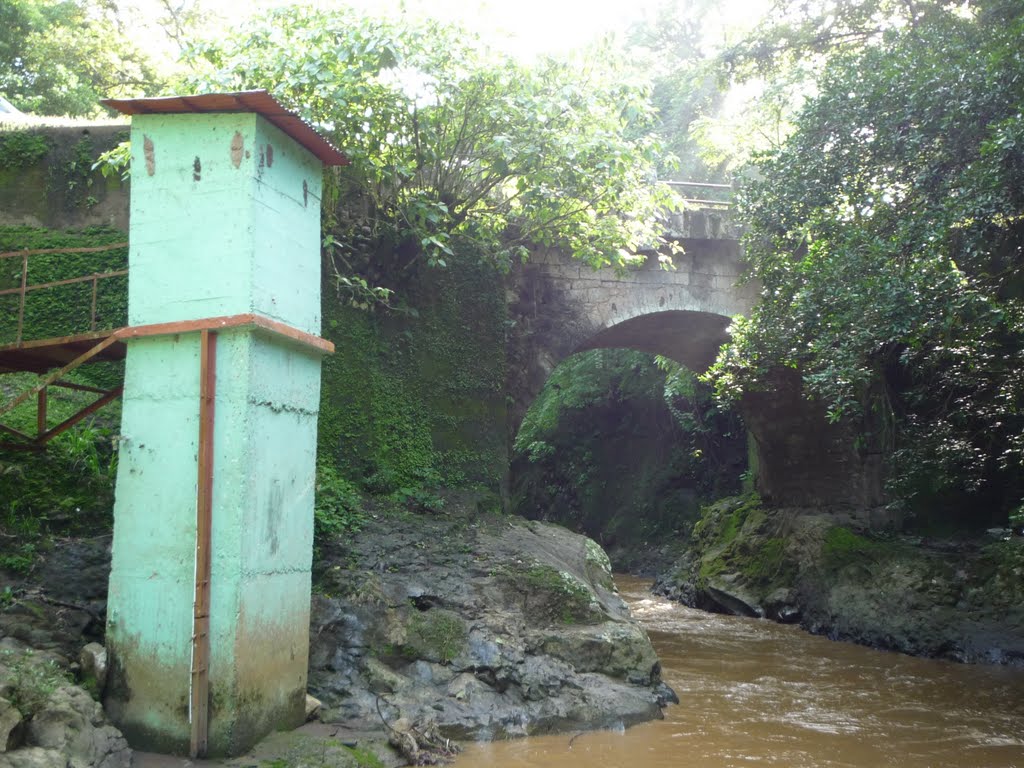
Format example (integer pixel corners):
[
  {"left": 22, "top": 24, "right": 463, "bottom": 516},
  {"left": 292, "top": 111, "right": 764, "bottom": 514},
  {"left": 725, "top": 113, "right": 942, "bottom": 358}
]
[
  {"left": 308, "top": 499, "right": 673, "bottom": 740},
  {"left": 656, "top": 495, "right": 1024, "bottom": 664},
  {"left": 403, "top": 610, "right": 467, "bottom": 664}
]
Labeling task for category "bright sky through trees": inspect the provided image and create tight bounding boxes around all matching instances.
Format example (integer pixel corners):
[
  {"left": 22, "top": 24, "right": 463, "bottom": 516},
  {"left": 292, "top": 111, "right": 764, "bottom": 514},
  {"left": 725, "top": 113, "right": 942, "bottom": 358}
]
[
  {"left": 338, "top": 0, "right": 773, "bottom": 57},
  {"left": 118, "top": 0, "right": 772, "bottom": 62}
]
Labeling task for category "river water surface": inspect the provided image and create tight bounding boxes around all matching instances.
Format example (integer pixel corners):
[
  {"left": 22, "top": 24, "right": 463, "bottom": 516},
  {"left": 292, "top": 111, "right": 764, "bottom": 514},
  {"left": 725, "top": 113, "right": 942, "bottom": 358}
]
[{"left": 457, "top": 574, "right": 1024, "bottom": 768}]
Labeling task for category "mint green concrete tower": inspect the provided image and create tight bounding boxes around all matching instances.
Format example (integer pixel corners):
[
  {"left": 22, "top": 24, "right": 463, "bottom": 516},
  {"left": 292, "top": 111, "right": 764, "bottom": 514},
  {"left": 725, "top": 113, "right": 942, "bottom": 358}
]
[{"left": 102, "top": 93, "right": 343, "bottom": 757}]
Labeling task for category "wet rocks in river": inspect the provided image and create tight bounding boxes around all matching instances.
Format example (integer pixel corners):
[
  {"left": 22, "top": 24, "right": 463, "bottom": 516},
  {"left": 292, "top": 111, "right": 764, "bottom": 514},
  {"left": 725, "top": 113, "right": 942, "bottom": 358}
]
[
  {"left": 654, "top": 495, "right": 1024, "bottom": 664},
  {"left": 1, "top": 502, "right": 674, "bottom": 756},
  {"left": 310, "top": 503, "right": 672, "bottom": 739}
]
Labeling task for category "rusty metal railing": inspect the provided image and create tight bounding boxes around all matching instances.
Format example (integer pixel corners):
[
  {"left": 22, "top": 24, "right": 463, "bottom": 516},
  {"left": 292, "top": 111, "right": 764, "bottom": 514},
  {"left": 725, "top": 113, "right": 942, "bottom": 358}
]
[
  {"left": 0, "top": 242, "right": 128, "bottom": 449},
  {"left": 0, "top": 242, "right": 128, "bottom": 345},
  {"left": 663, "top": 181, "right": 733, "bottom": 208}
]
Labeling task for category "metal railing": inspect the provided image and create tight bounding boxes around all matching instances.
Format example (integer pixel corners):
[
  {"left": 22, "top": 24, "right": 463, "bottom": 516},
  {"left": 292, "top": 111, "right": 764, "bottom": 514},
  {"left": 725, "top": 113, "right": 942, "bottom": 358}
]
[
  {"left": 663, "top": 181, "right": 733, "bottom": 209},
  {"left": 0, "top": 242, "right": 128, "bottom": 346}
]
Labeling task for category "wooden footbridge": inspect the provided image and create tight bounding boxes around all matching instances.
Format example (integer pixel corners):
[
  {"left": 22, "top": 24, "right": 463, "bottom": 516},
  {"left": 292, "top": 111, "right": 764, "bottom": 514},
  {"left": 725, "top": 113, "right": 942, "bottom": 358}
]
[{"left": 0, "top": 241, "right": 128, "bottom": 448}]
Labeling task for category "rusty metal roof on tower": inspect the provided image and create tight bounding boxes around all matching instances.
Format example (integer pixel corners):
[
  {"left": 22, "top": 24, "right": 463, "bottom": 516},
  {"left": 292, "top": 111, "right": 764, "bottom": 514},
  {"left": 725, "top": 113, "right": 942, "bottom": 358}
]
[{"left": 101, "top": 90, "right": 348, "bottom": 166}]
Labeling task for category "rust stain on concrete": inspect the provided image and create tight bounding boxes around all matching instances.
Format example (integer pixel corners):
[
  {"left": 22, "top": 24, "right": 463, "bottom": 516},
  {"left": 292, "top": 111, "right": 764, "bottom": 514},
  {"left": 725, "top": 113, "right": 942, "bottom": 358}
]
[
  {"left": 231, "top": 132, "right": 245, "bottom": 168},
  {"left": 143, "top": 135, "right": 155, "bottom": 176}
]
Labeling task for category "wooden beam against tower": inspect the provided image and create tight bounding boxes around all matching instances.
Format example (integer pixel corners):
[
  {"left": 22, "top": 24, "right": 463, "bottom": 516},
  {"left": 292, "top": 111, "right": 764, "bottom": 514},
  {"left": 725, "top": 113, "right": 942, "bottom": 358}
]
[{"left": 190, "top": 329, "right": 216, "bottom": 758}]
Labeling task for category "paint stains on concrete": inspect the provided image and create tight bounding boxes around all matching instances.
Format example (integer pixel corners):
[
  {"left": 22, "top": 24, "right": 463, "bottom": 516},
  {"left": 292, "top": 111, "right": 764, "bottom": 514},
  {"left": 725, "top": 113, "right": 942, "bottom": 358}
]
[
  {"left": 265, "top": 479, "right": 282, "bottom": 556},
  {"left": 231, "top": 132, "right": 244, "bottom": 168},
  {"left": 143, "top": 135, "right": 155, "bottom": 176}
]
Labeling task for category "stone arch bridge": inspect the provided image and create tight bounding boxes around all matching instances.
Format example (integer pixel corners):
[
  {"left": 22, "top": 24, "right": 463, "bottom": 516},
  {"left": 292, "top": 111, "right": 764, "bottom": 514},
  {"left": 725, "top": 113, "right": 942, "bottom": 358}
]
[
  {"left": 507, "top": 208, "right": 757, "bottom": 430},
  {"left": 505, "top": 208, "right": 883, "bottom": 509}
]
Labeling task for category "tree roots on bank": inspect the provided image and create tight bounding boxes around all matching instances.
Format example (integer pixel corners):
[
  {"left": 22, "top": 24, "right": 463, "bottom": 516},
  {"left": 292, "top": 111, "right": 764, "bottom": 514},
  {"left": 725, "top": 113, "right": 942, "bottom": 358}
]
[{"left": 377, "top": 694, "right": 462, "bottom": 765}]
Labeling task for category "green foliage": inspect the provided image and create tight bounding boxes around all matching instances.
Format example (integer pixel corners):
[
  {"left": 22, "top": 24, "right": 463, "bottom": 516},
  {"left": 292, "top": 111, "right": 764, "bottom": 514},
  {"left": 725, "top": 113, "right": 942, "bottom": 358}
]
[
  {"left": 0, "top": 649, "right": 69, "bottom": 718},
  {"left": 0, "top": 542, "right": 37, "bottom": 574},
  {"left": 626, "top": 0, "right": 734, "bottom": 181},
  {"left": 515, "top": 350, "right": 663, "bottom": 454},
  {"left": 0, "top": 424, "right": 118, "bottom": 563},
  {"left": 314, "top": 462, "right": 366, "bottom": 541},
  {"left": 721, "top": 0, "right": 944, "bottom": 78},
  {"left": 62, "top": 136, "right": 98, "bottom": 208},
  {"left": 183, "top": 6, "right": 678, "bottom": 275},
  {"left": 708, "top": 1, "right": 1024, "bottom": 520},
  {"left": 513, "top": 349, "right": 745, "bottom": 550},
  {"left": 92, "top": 140, "right": 131, "bottom": 182},
  {"left": 0, "top": 0, "right": 163, "bottom": 117},
  {"left": 0, "top": 131, "right": 51, "bottom": 169},
  {"left": 390, "top": 485, "right": 445, "bottom": 515}
]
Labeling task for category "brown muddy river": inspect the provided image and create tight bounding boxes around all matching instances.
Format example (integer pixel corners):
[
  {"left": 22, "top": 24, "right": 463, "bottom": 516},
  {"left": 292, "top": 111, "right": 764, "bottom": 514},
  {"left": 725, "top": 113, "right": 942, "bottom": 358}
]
[{"left": 457, "top": 574, "right": 1024, "bottom": 768}]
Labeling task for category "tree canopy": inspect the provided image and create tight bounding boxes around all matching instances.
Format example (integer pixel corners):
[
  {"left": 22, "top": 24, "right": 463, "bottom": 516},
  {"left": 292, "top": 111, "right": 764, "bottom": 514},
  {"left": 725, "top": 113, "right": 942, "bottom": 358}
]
[
  {"left": 0, "top": 0, "right": 161, "bottom": 117},
  {"left": 183, "top": 7, "right": 679, "bottom": 279},
  {"left": 6, "top": 0, "right": 1024, "bottom": 520},
  {"left": 708, "top": 0, "right": 1024, "bottom": 516}
]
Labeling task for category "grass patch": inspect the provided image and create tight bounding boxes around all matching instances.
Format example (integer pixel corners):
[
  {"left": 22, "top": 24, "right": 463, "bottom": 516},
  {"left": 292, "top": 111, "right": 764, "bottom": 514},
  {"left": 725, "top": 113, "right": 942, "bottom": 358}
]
[
  {"left": 0, "top": 649, "right": 70, "bottom": 718},
  {"left": 404, "top": 609, "right": 466, "bottom": 665}
]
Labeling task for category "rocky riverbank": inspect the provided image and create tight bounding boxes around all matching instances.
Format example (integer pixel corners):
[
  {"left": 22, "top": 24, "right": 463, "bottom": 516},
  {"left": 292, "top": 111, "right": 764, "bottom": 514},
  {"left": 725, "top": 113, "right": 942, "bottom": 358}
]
[
  {"left": 653, "top": 495, "right": 1024, "bottom": 664},
  {"left": 309, "top": 494, "right": 675, "bottom": 739},
  {"left": 0, "top": 495, "right": 673, "bottom": 765}
]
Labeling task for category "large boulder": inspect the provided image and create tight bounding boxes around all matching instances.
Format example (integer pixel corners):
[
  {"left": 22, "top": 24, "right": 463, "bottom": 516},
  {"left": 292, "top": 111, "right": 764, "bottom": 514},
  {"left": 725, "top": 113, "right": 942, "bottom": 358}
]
[
  {"left": 309, "top": 502, "right": 673, "bottom": 739},
  {"left": 655, "top": 495, "right": 1024, "bottom": 664},
  {"left": 26, "top": 686, "right": 130, "bottom": 768}
]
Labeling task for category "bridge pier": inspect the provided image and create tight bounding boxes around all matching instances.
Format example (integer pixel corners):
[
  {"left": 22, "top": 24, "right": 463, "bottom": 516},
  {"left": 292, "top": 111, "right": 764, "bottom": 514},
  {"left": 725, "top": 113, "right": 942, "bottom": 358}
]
[{"left": 100, "top": 93, "right": 344, "bottom": 756}]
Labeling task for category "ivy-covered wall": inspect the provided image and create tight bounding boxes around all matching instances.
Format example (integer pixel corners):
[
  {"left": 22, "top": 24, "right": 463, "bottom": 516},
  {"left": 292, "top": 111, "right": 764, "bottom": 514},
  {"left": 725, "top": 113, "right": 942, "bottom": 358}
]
[
  {"left": 0, "top": 124, "right": 128, "bottom": 231},
  {"left": 0, "top": 225, "right": 127, "bottom": 348},
  {"left": 319, "top": 255, "right": 509, "bottom": 500},
  {"left": 0, "top": 226, "right": 127, "bottom": 555}
]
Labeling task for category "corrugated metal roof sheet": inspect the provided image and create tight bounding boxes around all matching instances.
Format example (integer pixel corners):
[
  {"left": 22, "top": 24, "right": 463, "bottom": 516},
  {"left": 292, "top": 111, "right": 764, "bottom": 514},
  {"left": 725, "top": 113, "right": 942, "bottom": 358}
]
[{"left": 101, "top": 90, "right": 348, "bottom": 166}]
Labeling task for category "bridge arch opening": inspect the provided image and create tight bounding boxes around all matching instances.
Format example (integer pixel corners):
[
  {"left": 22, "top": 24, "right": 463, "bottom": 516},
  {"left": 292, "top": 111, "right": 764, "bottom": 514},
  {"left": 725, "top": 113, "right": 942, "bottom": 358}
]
[
  {"left": 508, "top": 308, "right": 749, "bottom": 568},
  {"left": 508, "top": 306, "right": 740, "bottom": 438},
  {"left": 574, "top": 309, "right": 733, "bottom": 377}
]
